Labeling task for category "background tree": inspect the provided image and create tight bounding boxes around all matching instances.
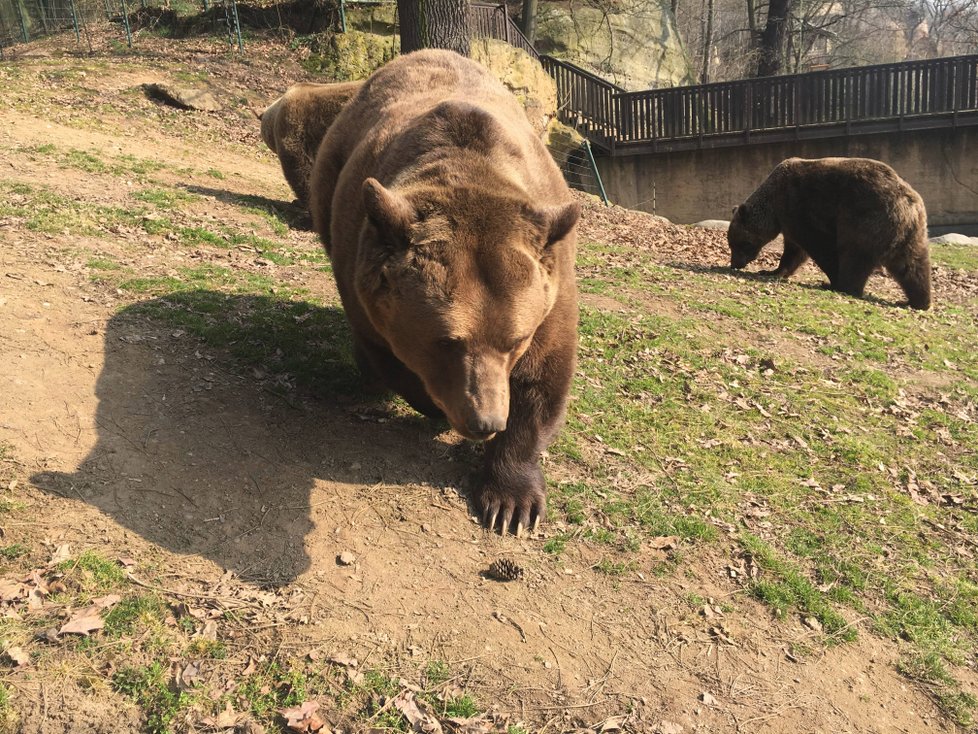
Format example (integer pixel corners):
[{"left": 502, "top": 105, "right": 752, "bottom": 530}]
[
  {"left": 397, "top": 0, "right": 470, "bottom": 56},
  {"left": 521, "top": 0, "right": 537, "bottom": 42},
  {"left": 756, "top": 0, "right": 793, "bottom": 75}
]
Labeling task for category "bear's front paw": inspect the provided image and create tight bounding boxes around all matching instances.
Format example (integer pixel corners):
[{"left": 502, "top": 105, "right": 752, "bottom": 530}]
[{"left": 476, "top": 478, "right": 546, "bottom": 537}]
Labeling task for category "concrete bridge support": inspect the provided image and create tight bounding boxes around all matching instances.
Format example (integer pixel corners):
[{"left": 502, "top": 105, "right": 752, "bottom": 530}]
[{"left": 595, "top": 127, "right": 978, "bottom": 232}]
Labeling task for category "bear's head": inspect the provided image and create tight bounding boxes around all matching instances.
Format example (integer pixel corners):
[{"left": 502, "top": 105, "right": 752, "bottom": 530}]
[
  {"left": 354, "top": 178, "right": 579, "bottom": 442},
  {"left": 727, "top": 203, "right": 772, "bottom": 270},
  {"left": 727, "top": 200, "right": 780, "bottom": 270}
]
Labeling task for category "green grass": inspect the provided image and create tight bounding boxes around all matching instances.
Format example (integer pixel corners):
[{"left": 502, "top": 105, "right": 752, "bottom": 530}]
[
  {"left": 0, "top": 543, "right": 28, "bottom": 560},
  {"left": 234, "top": 661, "right": 308, "bottom": 719},
  {"left": 554, "top": 239, "right": 978, "bottom": 722},
  {"left": 103, "top": 594, "right": 167, "bottom": 637},
  {"left": 931, "top": 243, "right": 978, "bottom": 271},
  {"left": 57, "top": 550, "right": 126, "bottom": 592},
  {"left": 126, "top": 290, "right": 361, "bottom": 398},
  {"left": 113, "top": 662, "right": 192, "bottom": 734}
]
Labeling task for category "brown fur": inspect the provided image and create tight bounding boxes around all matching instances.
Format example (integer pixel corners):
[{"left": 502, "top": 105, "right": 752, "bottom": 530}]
[
  {"left": 259, "top": 81, "right": 363, "bottom": 206},
  {"left": 728, "top": 157, "right": 931, "bottom": 309},
  {"left": 309, "top": 50, "right": 581, "bottom": 533}
]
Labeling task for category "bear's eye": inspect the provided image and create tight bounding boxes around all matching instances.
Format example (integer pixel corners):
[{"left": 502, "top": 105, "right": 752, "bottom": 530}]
[
  {"left": 507, "top": 335, "right": 532, "bottom": 352},
  {"left": 436, "top": 336, "right": 465, "bottom": 351}
]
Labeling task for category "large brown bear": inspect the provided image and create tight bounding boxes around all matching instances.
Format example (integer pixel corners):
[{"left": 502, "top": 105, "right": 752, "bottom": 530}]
[
  {"left": 259, "top": 81, "right": 363, "bottom": 206},
  {"left": 308, "top": 50, "right": 580, "bottom": 535},
  {"left": 727, "top": 157, "right": 931, "bottom": 309}
]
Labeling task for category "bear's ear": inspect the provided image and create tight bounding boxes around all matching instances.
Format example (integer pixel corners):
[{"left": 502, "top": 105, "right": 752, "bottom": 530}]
[
  {"left": 363, "top": 178, "right": 415, "bottom": 248},
  {"left": 539, "top": 201, "right": 581, "bottom": 248},
  {"left": 733, "top": 203, "right": 749, "bottom": 221}
]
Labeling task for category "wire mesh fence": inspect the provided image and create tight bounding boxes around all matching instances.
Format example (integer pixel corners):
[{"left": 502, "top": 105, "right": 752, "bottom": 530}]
[
  {"left": 547, "top": 135, "right": 610, "bottom": 205},
  {"left": 0, "top": 0, "right": 243, "bottom": 54}
]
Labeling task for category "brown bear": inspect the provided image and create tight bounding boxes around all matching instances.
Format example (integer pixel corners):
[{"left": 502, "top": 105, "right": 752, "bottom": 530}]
[
  {"left": 259, "top": 81, "right": 363, "bottom": 206},
  {"left": 727, "top": 157, "right": 931, "bottom": 309},
  {"left": 308, "top": 50, "right": 581, "bottom": 535}
]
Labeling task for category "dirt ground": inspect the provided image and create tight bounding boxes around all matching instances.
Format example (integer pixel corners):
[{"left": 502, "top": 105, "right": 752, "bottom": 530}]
[{"left": 0, "top": 31, "right": 972, "bottom": 734}]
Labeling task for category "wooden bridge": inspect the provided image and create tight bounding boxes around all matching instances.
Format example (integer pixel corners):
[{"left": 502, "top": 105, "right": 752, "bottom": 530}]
[
  {"left": 470, "top": 3, "right": 978, "bottom": 158},
  {"left": 471, "top": 3, "right": 978, "bottom": 228}
]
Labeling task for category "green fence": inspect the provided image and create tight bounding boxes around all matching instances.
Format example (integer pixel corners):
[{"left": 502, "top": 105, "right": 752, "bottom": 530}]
[{"left": 0, "top": 0, "right": 242, "bottom": 54}]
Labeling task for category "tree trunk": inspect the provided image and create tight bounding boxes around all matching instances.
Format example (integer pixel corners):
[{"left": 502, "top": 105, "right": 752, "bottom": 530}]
[
  {"left": 700, "top": 0, "right": 715, "bottom": 83},
  {"left": 397, "top": 0, "right": 471, "bottom": 57},
  {"left": 521, "top": 0, "right": 537, "bottom": 43},
  {"left": 756, "top": 0, "right": 793, "bottom": 76}
]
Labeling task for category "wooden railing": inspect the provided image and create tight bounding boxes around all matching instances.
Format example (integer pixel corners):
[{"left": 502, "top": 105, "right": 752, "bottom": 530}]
[
  {"left": 470, "top": 2, "right": 537, "bottom": 59},
  {"left": 614, "top": 54, "right": 978, "bottom": 148},
  {"left": 466, "top": 4, "right": 978, "bottom": 154},
  {"left": 540, "top": 55, "right": 624, "bottom": 148}
]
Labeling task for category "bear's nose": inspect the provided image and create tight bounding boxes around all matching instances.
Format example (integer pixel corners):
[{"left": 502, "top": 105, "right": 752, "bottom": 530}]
[{"left": 466, "top": 414, "right": 507, "bottom": 440}]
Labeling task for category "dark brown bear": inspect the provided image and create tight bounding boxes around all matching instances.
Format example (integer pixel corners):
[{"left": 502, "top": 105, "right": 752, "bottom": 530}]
[
  {"left": 308, "top": 50, "right": 580, "bottom": 535},
  {"left": 259, "top": 81, "right": 363, "bottom": 206},
  {"left": 727, "top": 157, "right": 931, "bottom": 309}
]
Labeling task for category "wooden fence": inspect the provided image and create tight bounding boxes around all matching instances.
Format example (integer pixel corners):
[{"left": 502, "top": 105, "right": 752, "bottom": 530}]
[
  {"left": 468, "top": 5, "right": 978, "bottom": 154},
  {"left": 615, "top": 55, "right": 978, "bottom": 148},
  {"left": 469, "top": 2, "right": 536, "bottom": 59}
]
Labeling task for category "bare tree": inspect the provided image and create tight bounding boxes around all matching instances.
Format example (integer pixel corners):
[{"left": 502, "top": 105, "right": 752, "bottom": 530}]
[
  {"left": 521, "top": 0, "right": 537, "bottom": 42},
  {"left": 700, "top": 0, "right": 716, "bottom": 82},
  {"left": 756, "top": 0, "right": 794, "bottom": 75},
  {"left": 397, "top": 0, "right": 470, "bottom": 56}
]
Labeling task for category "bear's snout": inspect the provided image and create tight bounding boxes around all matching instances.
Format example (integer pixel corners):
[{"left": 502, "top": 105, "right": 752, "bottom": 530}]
[
  {"left": 730, "top": 253, "right": 749, "bottom": 270},
  {"left": 464, "top": 412, "right": 507, "bottom": 441}
]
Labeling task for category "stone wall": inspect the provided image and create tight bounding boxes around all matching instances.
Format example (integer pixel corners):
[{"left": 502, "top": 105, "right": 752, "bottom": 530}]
[{"left": 595, "top": 128, "right": 978, "bottom": 229}]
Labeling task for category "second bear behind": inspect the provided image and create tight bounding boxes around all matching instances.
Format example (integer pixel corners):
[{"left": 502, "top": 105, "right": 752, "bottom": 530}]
[{"left": 727, "top": 157, "right": 931, "bottom": 310}]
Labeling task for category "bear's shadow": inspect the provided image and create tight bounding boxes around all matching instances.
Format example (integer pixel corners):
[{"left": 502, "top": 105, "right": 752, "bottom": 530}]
[
  {"left": 31, "top": 291, "right": 469, "bottom": 586},
  {"left": 181, "top": 184, "right": 313, "bottom": 231},
  {"left": 667, "top": 262, "right": 906, "bottom": 308}
]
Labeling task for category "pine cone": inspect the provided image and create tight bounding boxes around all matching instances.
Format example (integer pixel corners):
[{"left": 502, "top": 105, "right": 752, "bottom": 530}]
[{"left": 487, "top": 558, "right": 524, "bottom": 581}]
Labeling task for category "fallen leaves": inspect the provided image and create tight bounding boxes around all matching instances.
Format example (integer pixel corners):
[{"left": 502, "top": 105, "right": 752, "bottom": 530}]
[
  {"left": 279, "top": 701, "right": 326, "bottom": 732},
  {"left": 58, "top": 594, "right": 120, "bottom": 636}
]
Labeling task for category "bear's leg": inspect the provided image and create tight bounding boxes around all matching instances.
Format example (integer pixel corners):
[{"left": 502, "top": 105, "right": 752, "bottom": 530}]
[
  {"left": 279, "top": 149, "right": 311, "bottom": 207},
  {"left": 830, "top": 249, "right": 877, "bottom": 298},
  {"left": 356, "top": 338, "right": 444, "bottom": 419},
  {"left": 886, "top": 247, "right": 932, "bottom": 310},
  {"left": 760, "top": 238, "right": 809, "bottom": 278},
  {"left": 477, "top": 341, "right": 575, "bottom": 535}
]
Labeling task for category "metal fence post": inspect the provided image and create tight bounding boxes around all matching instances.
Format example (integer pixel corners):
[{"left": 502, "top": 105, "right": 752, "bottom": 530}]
[
  {"left": 15, "top": 0, "right": 29, "bottom": 42},
  {"left": 119, "top": 0, "right": 132, "bottom": 47},
  {"left": 583, "top": 140, "right": 609, "bottom": 206},
  {"left": 68, "top": 0, "right": 82, "bottom": 43},
  {"left": 339, "top": 0, "right": 346, "bottom": 32}
]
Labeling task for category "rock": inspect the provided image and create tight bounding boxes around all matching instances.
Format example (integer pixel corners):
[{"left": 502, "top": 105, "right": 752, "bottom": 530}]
[
  {"left": 930, "top": 233, "right": 978, "bottom": 246},
  {"left": 535, "top": 0, "right": 693, "bottom": 90},
  {"left": 692, "top": 219, "right": 731, "bottom": 230},
  {"left": 471, "top": 38, "right": 557, "bottom": 136},
  {"left": 142, "top": 83, "right": 222, "bottom": 112}
]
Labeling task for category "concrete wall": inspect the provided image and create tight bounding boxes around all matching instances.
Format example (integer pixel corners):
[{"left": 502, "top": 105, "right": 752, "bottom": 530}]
[{"left": 595, "top": 127, "right": 978, "bottom": 229}]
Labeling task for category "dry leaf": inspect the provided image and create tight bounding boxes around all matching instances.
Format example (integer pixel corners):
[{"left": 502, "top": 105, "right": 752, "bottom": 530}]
[
  {"left": 327, "top": 653, "right": 358, "bottom": 668},
  {"left": 278, "top": 700, "right": 325, "bottom": 732},
  {"left": 175, "top": 661, "right": 202, "bottom": 691},
  {"left": 59, "top": 612, "right": 104, "bottom": 636},
  {"left": 0, "top": 580, "right": 24, "bottom": 601},
  {"left": 4, "top": 646, "right": 29, "bottom": 667},
  {"left": 649, "top": 536, "right": 679, "bottom": 550},
  {"left": 201, "top": 702, "right": 241, "bottom": 730},
  {"left": 49, "top": 544, "right": 71, "bottom": 565},
  {"left": 392, "top": 691, "right": 443, "bottom": 733}
]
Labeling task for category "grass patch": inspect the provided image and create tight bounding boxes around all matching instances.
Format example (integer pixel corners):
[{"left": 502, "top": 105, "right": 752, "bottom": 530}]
[
  {"left": 113, "top": 662, "right": 192, "bottom": 734},
  {"left": 57, "top": 550, "right": 126, "bottom": 592},
  {"left": 741, "top": 534, "right": 856, "bottom": 642},
  {"left": 103, "top": 594, "right": 167, "bottom": 637}
]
